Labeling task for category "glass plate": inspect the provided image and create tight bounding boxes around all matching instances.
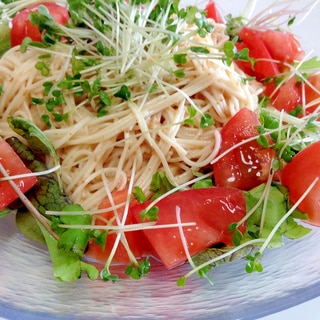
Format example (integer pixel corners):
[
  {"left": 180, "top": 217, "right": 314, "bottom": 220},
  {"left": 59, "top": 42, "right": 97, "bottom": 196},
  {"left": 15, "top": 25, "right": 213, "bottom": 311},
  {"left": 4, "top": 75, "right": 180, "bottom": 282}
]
[{"left": 1, "top": 1, "right": 320, "bottom": 319}]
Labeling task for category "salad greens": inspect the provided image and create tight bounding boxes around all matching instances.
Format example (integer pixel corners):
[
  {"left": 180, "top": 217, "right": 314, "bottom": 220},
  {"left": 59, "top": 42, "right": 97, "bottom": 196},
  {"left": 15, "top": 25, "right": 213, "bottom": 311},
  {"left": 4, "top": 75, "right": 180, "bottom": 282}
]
[{"left": 5, "top": 118, "right": 99, "bottom": 281}]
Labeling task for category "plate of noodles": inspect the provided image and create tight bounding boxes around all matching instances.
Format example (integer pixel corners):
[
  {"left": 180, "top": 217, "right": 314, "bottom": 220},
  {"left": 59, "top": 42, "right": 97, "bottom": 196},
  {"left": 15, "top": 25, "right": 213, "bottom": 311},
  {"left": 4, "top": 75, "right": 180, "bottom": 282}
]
[{"left": 1, "top": 0, "right": 320, "bottom": 319}]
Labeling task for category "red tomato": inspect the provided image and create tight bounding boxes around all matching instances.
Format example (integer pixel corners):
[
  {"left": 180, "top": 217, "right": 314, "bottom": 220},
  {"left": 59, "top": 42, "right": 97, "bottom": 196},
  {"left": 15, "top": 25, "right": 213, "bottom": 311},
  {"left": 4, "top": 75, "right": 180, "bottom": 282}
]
[
  {"left": 205, "top": 0, "right": 223, "bottom": 23},
  {"left": 265, "top": 75, "right": 320, "bottom": 115},
  {"left": 11, "top": 3, "right": 69, "bottom": 47},
  {"left": 235, "top": 28, "right": 280, "bottom": 81},
  {"left": 260, "top": 30, "right": 304, "bottom": 63},
  {"left": 0, "top": 139, "right": 38, "bottom": 210},
  {"left": 86, "top": 189, "right": 152, "bottom": 265},
  {"left": 131, "top": 188, "right": 246, "bottom": 269},
  {"left": 281, "top": 141, "right": 320, "bottom": 226},
  {"left": 235, "top": 28, "right": 304, "bottom": 81},
  {"left": 303, "top": 75, "right": 320, "bottom": 114},
  {"left": 269, "top": 77, "right": 302, "bottom": 113},
  {"left": 213, "top": 108, "right": 276, "bottom": 190}
]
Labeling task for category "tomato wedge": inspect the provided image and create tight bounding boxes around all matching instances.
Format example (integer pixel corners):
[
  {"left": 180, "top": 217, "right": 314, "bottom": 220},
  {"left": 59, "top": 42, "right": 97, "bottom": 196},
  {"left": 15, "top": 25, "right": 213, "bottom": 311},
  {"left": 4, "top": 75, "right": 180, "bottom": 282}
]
[
  {"left": 235, "top": 27, "right": 304, "bottom": 81},
  {"left": 86, "top": 189, "right": 151, "bottom": 264},
  {"left": 235, "top": 28, "right": 280, "bottom": 81},
  {"left": 265, "top": 74, "right": 320, "bottom": 115},
  {"left": 205, "top": 0, "right": 223, "bottom": 23},
  {"left": 303, "top": 75, "right": 320, "bottom": 114},
  {"left": 213, "top": 108, "right": 276, "bottom": 190},
  {"left": 0, "top": 139, "right": 38, "bottom": 210},
  {"left": 269, "top": 77, "right": 302, "bottom": 114},
  {"left": 281, "top": 141, "right": 320, "bottom": 226},
  {"left": 11, "top": 3, "right": 69, "bottom": 47},
  {"left": 131, "top": 188, "right": 246, "bottom": 269},
  {"left": 260, "top": 30, "right": 304, "bottom": 63}
]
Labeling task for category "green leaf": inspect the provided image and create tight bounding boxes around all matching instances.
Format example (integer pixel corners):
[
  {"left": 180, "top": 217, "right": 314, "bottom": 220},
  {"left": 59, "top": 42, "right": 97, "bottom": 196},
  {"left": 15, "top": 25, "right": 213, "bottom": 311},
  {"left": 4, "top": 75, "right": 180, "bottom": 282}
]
[
  {"left": 288, "top": 16, "right": 296, "bottom": 27},
  {"left": 223, "top": 41, "right": 235, "bottom": 65},
  {"left": 139, "top": 206, "right": 159, "bottom": 222},
  {"left": 132, "top": 186, "right": 146, "bottom": 203},
  {"left": 228, "top": 222, "right": 238, "bottom": 232},
  {"left": 173, "top": 53, "right": 187, "bottom": 64},
  {"left": 38, "top": 219, "right": 98, "bottom": 282},
  {"left": 99, "top": 90, "right": 111, "bottom": 107},
  {"left": 35, "top": 61, "right": 50, "bottom": 76},
  {"left": 174, "top": 68, "right": 185, "bottom": 78},
  {"left": 190, "top": 46, "right": 210, "bottom": 54},
  {"left": 245, "top": 252, "right": 263, "bottom": 273},
  {"left": 100, "top": 268, "right": 120, "bottom": 282},
  {"left": 57, "top": 204, "right": 92, "bottom": 257},
  {"left": 8, "top": 117, "right": 57, "bottom": 157},
  {"left": 235, "top": 47, "right": 251, "bottom": 62},
  {"left": 0, "top": 208, "right": 11, "bottom": 218},
  {"left": 7, "top": 117, "right": 63, "bottom": 191},
  {"left": 114, "top": 85, "right": 131, "bottom": 101},
  {"left": 225, "top": 14, "right": 245, "bottom": 39},
  {"left": 192, "top": 178, "right": 213, "bottom": 189},
  {"left": 200, "top": 113, "right": 214, "bottom": 128},
  {"left": 256, "top": 134, "right": 270, "bottom": 148},
  {"left": 232, "top": 228, "right": 243, "bottom": 246},
  {"left": 53, "top": 112, "right": 69, "bottom": 122},
  {"left": 28, "top": 4, "right": 65, "bottom": 47},
  {"left": 16, "top": 210, "right": 45, "bottom": 244},
  {"left": 150, "top": 171, "right": 175, "bottom": 199},
  {"left": 91, "top": 230, "right": 107, "bottom": 251},
  {"left": 244, "top": 184, "right": 311, "bottom": 247},
  {"left": 295, "top": 56, "right": 320, "bottom": 70},
  {"left": 289, "top": 105, "right": 303, "bottom": 117},
  {"left": 177, "top": 276, "right": 187, "bottom": 286},
  {"left": 187, "top": 105, "right": 197, "bottom": 118},
  {"left": 125, "top": 258, "right": 151, "bottom": 280},
  {"left": 80, "top": 261, "right": 99, "bottom": 280},
  {"left": 245, "top": 259, "right": 263, "bottom": 273},
  {"left": 0, "top": 20, "right": 11, "bottom": 57}
]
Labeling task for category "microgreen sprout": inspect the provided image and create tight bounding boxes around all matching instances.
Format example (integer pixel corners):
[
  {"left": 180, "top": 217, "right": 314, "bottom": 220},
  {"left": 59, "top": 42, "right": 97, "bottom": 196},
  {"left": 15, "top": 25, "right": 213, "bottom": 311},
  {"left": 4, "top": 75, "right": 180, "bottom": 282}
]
[
  {"left": 139, "top": 206, "right": 159, "bottom": 222},
  {"left": 245, "top": 252, "right": 263, "bottom": 273},
  {"left": 100, "top": 268, "right": 120, "bottom": 282},
  {"left": 114, "top": 85, "right": 131, "bottom": 101},
  {"left": 192, "top": 178, "right": 213, "bottom": 189},
  {"left": 132, "top": 186, "right": 147, "bottom": 203},
  {"left": 182, "top": 106, "right": 197, "bottom": 126},
  {"left": 150, "top": 172, "right": 175, "bottom": 200},
  {"left": 200, "top": 113, "right": 214, "bottom": 128},
  {"left": 125, "top": 258, "right": 151, "bottom": 280}
]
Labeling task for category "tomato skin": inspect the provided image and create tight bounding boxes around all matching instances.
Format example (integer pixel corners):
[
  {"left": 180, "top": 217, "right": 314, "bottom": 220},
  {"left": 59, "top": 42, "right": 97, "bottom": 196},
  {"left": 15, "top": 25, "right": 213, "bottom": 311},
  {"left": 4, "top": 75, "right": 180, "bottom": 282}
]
[
  {"left": 260, "top": 30, "right": 304, "bottom": 63},
  {"left": 266, "top": 75, "right": 320, "bottom": 115},
  {"left": 235, "top": 28, "right": 280, "bottom": 81},
  {"left": 11, "top": 3, "right": 69, "bottom": 47},
  {"left": 131, "top": 188, "right": 246, "bottom": 269},
  {"left": 205, "top": 0, "right": 223, "bottom": 23},
  {"left": 213, "top": 108, "right": 276, "bottom": 190},
  {"left": 235, "top": 28, "right": 304, "bottom": 81},
  {"left": 303, "top": 75, "right": 320, "bottom": 114},
  {"left": 0, "top": 139, "right": 38, "bottom": 210},
  {"left": 281, "top": 141, "right": 320, "bottom": 226},
  {"left": 86, "top": 189, "right": 152, "bottom": 264},
  {"left": 269, "top": 77, "right": 302, "bottom": 113}
]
